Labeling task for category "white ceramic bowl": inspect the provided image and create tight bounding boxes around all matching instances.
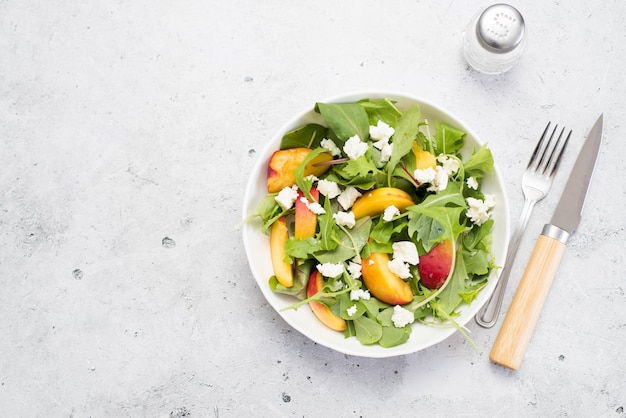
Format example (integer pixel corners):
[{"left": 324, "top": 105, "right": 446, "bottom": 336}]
[{"left": 242, "top": 91, "right": 510, "bottom": 358}]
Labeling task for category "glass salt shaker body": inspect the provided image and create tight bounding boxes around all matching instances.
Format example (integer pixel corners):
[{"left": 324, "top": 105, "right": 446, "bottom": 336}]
[{"left": 463, "top": 4, "right": 526, "bottom": 74}]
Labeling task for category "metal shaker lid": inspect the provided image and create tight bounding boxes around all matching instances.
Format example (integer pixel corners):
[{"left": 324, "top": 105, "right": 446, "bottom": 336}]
[{"left": 476, "top": 4, "right": 525, "bottom": 54}]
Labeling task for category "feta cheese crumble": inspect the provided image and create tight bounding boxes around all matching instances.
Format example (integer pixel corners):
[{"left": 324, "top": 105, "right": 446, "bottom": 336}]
[
  {"left": 383, "top": 205, "right": 400, "bottom": 222},
  {"left": 343, "top": 135, "right": 368, "bottom": 160},
  {"left": 350, "top": 289, "right": 371, "bottom": 301},
  {"left": 338, "top": 187, "right": 362, "bottom": 210},
  {"left": 466, "top": 195, "right": 496, "bottom": 226},
  {"left": 346, "top": 304, "right": 358, "bottom": 317},
  {"left": 437, "top": 154, "right": 460, "bottom": 176},
  {"left": 317, "top": 179, "right": 341, "bottom": 199},
  {"left": 466, "top": 176, "right": 479, "bottom": 190},
  {"left": 299, "top": 197, "right": 326, "bottom": 215},
  {"left": 333, "top": 211, "right": 356, "bottom": 228},
  {"left": 413, "top": 167, "right": 436, "bottom": 184},
  {"left": 388, "top": 241, "right": 419, "bottom": 279},
  {"left": 316, "top": 262, "right": 345, "bottom": 278},
  {"left": 347, "top": 261, "right": 362, "bottom": 279},
  {"left": 392, "top": 241, "right": 419, "bottom": 265},
  {"left": 391, "top": 305, "right": 415, "bottom": 328},
  {"left": 388, "top": 258, "right": 411, "bottom": 279},
  {"left": 369, "top": 120, "right": 395, "bottom": 141},
  {"left": 414, "top": 165, "right": 449, "bottom": 192},
  {"left": 320, "top": 138, "right": 342, "bottom": 157},
  {"left": 275, "top": 185, "right": 298, "bottom": 210}
]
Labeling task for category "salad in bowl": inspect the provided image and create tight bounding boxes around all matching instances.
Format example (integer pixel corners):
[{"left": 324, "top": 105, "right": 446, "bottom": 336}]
[{"left": 242, "top": 92, "right": 509, "bottom": 357}]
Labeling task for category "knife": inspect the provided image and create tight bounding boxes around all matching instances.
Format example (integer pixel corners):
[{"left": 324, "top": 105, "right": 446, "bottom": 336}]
[{"left": 490, "top": 114, "right": 604, "bottom": 370}]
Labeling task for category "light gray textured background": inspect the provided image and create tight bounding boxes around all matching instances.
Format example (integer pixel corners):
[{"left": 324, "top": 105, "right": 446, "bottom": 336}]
[{"left": 1, "top": 1, "right": 625, "bottom": 417}]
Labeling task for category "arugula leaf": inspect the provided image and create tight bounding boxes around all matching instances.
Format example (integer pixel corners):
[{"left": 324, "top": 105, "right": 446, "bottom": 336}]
[
  {"left": 370, "top": 216, "right": 394, "bottom": 244},
  {"left": 294, "top": 147, "right": 326, "bottom": 201},
  {"left": 463, "top": 219, "right": 494, "bottom": 251},
  {"left": 434, "top": 122, "right": 465, "bottom": 154},
  {"left": 315, "top": 217, "right": 372, "bottom": 264},
  {"left": 434, "top": 245, "right": 467, "bottom": 314},
  {"left": 353, "top": 315, "right": 383, "bottom": 345},
  {"left": 406, "top": 183, "right": 467, "bottom": 249},
  {"left": 459, "top": 279, "right": 488, "bottom": 305},
  {"left": 339, "top": 155, "right": 380, "bottom": 179},
  {"left": 463, "top": 144, "right": 494, "bottom": 180},
  {"left": 317, "top": 197, "right": 338, "bottom": 251},
  {"left": 462, "top": 248, "right": 490, "bottom": 276},
  {"left": 387, "top": 105, "right": 422, "bottom": 183},
  {"left": 285, "top": 237, "right": 322, "bottom": 260},
  {"left": 358, "top": 98, "right": 402, "bottom": 127},
  {"left": 316, "top": 102, "right": 370, "bottom": 142},
  {"left": 379, "top": 325, "right": 412, "bottom": 348},
  {"left": 280, "top": 123, "right": 328, "bottom": 150}
]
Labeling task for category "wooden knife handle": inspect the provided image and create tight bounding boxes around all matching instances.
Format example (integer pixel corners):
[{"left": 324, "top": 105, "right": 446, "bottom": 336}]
[{"left": 490, "top": 231, "right": 567, "bottom": 370}]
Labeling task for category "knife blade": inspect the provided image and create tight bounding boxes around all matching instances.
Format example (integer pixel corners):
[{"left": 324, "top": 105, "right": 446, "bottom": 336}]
[{"left": 490, "top": 114, "right": 604, "bottom": 370}]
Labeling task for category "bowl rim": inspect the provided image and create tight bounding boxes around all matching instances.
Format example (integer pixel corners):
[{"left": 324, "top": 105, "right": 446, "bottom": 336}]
[{"left": 242, "top": 90, "right": 510, "bottom": 358}]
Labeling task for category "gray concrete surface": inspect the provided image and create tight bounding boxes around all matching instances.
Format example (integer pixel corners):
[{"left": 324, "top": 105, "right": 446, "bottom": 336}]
[{"left": 1, "top": 1, "right": 625, "bottom": 416}]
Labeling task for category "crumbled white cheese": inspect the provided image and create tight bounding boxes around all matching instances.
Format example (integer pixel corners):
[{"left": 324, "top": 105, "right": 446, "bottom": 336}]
[
  {"left": 275, "top": 185, "right": 299, "bottom": 210},
  {"left": 333, "top": 211, "right": 356, "bottom": 228},
  {"left": 391, "top": 305, "right": 415, "bottom": 328},
  {"left": 320, "top": 138, "right": 342, "bottom": 157},
  {"left": 466, "top": 195, "right": 496, "bottom": 226},
  {"left": 343, "top": 135, "right": 368, "bottom": 160},
  {"left": 437, "top": 154, "right": 460, "bottom": 176},
  {"left": 383, "top": 205, "right": 400, "bottom": 222},
  {"left": 347, "top": 261, "right": 362, "bottom": 279},
  {"left": 350, "top": 289, "right": 371, "bottom": 301},
  {"left": 299, "top": 197, "right": 326, "bottom": 215},
  {"left": 338, "top": 187, "right": 362, "bottom": 210},
  {"left": 379, "top": 142, "right": 393, "bottom": 162},
  {"left": 304, "top": 174, "right": 319, "bottom": 182},
  {"left": 414, "top": 167, "right": 437, "bottom": 184},
  {"left": 414, "top": 165, "right": 449, "bottom": 192},
  {"left": 388, "top": 258, "right": 412, "bottom": 279},
  {"left": 466, "top": 176, "right": 479, "bottom": 190},
  {"left": 346, "top": 304, "right": 358, "bottom": 317},
  {"left": 316, "top": 262, "right": 345, "bottom": 278},
  {"left": 317, "top": 179, "right": 341, "bottom": 199},
  {"left": 333, "top": 280, "right": 344, "bottom": 291},
  {"left": 369, "top": 120, "right": 395, "bottom": 141},
  {"left": 392, "top": 241, "right": 419, "bottom": 265}
]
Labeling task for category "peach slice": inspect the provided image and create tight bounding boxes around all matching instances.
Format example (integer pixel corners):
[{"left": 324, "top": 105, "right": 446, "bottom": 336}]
[
  {"left": 361, "top": 252, "right": 413, "bottom": 305},
  {"left": 267, "top": 148, "right": 333, "bottom": 193},
  {"left": 294, "top": 187, "right": 319, "bottom": 239},
  {"left": 418, "top": 240, "right": 453, "bottom": 289},
  {"left": 412, "top": 143, "right": 437, "bottom": 170},
  {"left": 351, "top": 187, "right": 414, "bottom": 219},
  {"left": 269, "top": 217, "right": 293, "bottom": 287},
  {"left": 307, "top": 270, "right": 347, "bottom": 331}
]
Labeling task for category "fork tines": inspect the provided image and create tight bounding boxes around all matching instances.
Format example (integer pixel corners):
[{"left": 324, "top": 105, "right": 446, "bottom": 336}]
[{"left": 529, "top": 122, "right": 573, "bottom": 177}]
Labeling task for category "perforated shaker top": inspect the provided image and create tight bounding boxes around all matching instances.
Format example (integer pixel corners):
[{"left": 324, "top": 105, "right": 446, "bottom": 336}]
[{"left": 476, "top": 4, "right": 525, "bottom": 54}]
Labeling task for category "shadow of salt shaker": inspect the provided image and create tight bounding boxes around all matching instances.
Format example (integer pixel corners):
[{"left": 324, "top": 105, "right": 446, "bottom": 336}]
[{"left": 463, "top": 4, "right": 526, "bottom": 74}]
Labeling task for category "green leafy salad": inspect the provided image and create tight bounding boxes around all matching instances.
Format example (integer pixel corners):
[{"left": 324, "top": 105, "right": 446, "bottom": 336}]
[{"left": 252, "top": 98, "right": 498, "bottom": 348}]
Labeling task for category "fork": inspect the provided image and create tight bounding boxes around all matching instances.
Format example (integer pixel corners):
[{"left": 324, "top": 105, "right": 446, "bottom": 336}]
[{"left": 475, "top": 122, "right": 572, "bottom": 328}]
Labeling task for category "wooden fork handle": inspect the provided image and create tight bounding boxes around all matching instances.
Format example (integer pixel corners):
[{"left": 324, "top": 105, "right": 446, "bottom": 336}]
[{"left": 490, "top": 225, "right": 569, "bottom": 370}]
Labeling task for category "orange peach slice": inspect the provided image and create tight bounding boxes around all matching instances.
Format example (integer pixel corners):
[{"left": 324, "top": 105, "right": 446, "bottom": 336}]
[
  {"left": 307, "top": 270, "right": 347, "bottom": 331},
  {"left": 361, "top": 252, "right": 413, "bottom": 305},
  {"left": 418, "top": 240, "right": 453, "bottom": 289},
  {"left": 267, "top": 148, "right": 333, "bottom": 193},
  {"left": 269, "top": 217, "right": 293, "bottom": 287},
  {"left": 412, "top": 143, "right": 437, "bottom": 170},
  {"left": 351, "top": 187, "right": 414, "bottom": 219},
  {"left": 294, "top": 187, "right": 319, "bottom": 239}
]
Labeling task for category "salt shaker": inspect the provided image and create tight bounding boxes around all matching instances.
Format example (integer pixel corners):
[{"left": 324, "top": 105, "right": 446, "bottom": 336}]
[{"left": 463, "top": 4, "right": 526, "bottom": 74}]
